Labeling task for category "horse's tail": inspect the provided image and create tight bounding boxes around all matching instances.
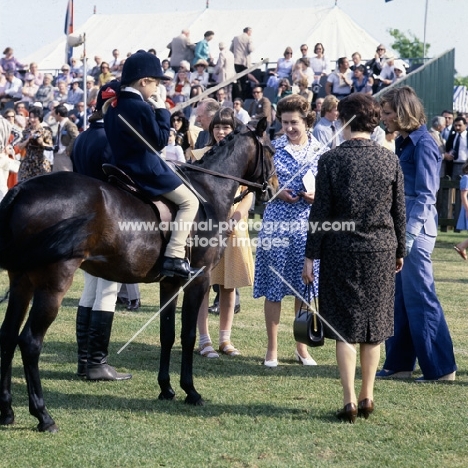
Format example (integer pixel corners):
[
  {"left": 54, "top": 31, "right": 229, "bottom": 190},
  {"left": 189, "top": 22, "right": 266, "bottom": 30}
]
[{"left": 0, "top": 185, "right": 93, "bottom": 272}]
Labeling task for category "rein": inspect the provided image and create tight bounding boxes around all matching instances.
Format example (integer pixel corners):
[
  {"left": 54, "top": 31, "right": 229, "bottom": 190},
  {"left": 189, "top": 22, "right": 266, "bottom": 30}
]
[{"left": 172, "top": 160, "right": 266, "bottom": 191}]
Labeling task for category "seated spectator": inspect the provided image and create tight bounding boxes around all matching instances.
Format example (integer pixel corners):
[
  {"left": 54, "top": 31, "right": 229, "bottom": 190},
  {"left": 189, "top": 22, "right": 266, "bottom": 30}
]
[
  {"left": 248, "top": 86, "right": 272, "bottom": 125},
  {"left": 325, "top": 57, "right": 353, "bottom": 99},
  {"left": 56, "top": 64, "right": 73, "bottom": 86},
  {"left": 170, "top": 111, "right": 191, "bottom": 152},
  {"left": 313, "top": 97, "right": 324, "bottom": 114},
  {"left": 350, "top": 52, "right": 367, "bottom": 72},
  {"left": 309, "top": 42, "right": 330, "bottom": 84},
  {"left": 233, "top": 98, "right": 250, "bottom": 124},
  {"left": 378, "top": 55, "right": 396, "bottom": 90},
  {"left": 273, "top": 79, "right": 292, "bottom": 105},
  {"left": 69, "top": 101, "right": 86, "bottom": 132},
  {"left": 85, "top": 75, "right": 99, "bottom": 111},
  {"left": 190, "top": 59, "right": 209, "bottom": 88},
  {"left": 393, "top": 60, "right": 407, "bottom": 82},
  {"left": 169, "top": 68, "right": 191, "bottom": 104},
  {"left": 98, "top": 62, "right": 113, "bottom": 87},
  {"left": 114, "top": 59, "right": 125, "bottom": 81},
  {"left": 35, "top": 73, "right": 55, "bottom": 109},
  {"left": 67, "top": 79, "right": 84, "bottom": 107},
  {"left": 365, "top": 44, "right": 387, "bottom": 93},
  {"left": 164, "top": 128, "right": 185, "bottom": 163},
  {"left": 267, "top": 47, "right": 294, "bottom": 88},
  {"left": 0, "top": 71, "right": 23, "bottom": 108},
  {"left": 21, "top": 73, "right": 39, "bottom": 103},
  {"left": 54, "top": 81, "right": 70, "bottom": 106},
  {"left": 351, "top": 65, "right": 373, "bottom": 95},
  {"left": 108, "top": 48, "right": 121, "bottom": 73},
  {"left": 215, "top": 88, "right": 233, "bottom": 108},
  {"left": 292, "top": 58, "right": 314, "bottom": 87},
  {"left": 29, "top": 62, "right": 43, "bottom": 86},
  {"left": 297, "top": 77, "right": 313, "bottom": 104},
  {"left": 69, "top": 57, "right": 83, "bottom": 78},
  {"left": 312, "top": 94, "right": 339, "bottom": 150},
  {"left": 161, "top": 59, "right": 175, "bottom": 80},
  {"left": 90, "top": 55, "right": 103, "bottom": 84}
]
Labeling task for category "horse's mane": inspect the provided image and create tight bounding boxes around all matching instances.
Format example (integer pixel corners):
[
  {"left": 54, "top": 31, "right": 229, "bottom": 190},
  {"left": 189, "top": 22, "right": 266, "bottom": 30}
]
[{"left": 192, "top": 125, "right": 246, "bottom": 167}]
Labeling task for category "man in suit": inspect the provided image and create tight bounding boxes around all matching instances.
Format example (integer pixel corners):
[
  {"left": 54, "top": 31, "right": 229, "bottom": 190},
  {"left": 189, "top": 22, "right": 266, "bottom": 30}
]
[
  {"left": 441, "top": 109, "right": 454, "bottom": 141},
  {"left": 248, "top": 86, "right": 272, "bottom": 125},
  {"left": 167, "top": 29, "right": 195, "bottom": 70},
  {"left": 52, "top": 103, "right": 79, "bottom": 172},
  {"left": 215, "top": 88, "right": 233, "bottom": 109},
  {"left": 444, "top": 116, "right": 468, "bottom": 178},
  {"left": 230, "top": 27, "right": 254, "bottom": 100}
]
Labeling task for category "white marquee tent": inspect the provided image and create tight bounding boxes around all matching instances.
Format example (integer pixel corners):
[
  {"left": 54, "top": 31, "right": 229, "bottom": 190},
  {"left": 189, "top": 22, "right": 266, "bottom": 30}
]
[{"left": 23, "top": 6, "right": 382, "bottom": 72}]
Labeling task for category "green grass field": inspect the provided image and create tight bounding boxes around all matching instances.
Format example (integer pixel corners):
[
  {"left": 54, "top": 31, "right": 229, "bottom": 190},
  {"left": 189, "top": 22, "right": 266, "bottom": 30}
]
[{"left": 0, "top": 230, "right": 467, "bottom": 468}]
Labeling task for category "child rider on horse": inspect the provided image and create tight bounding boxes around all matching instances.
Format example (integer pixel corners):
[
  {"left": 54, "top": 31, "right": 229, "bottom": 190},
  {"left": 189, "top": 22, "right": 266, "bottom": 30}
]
[{"left": 104, "top": 50, "right": 201, "bottom": 279}]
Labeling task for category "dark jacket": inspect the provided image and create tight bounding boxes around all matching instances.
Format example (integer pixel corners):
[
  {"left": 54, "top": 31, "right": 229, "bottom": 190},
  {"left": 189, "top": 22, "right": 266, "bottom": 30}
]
[
  {"left": 71, "top": 120, "right": 113, "bottom": 181},
  {"left": 104, "top": 91, "right": 180, "bottom": 197},
  {"left": 305, "top": 139, "right": 406, "bottom": 258}
]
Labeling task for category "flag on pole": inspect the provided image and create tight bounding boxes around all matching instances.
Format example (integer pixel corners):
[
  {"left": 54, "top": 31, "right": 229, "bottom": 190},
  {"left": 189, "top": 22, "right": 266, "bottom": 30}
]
[{"left": 64, "top": 0, "right": 74, "bottom": 64}]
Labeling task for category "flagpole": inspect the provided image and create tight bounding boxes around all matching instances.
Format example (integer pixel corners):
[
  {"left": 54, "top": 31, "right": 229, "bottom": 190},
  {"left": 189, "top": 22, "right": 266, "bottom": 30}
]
[{"left": 423, "top": 0, "right": 428, "bottom": 62}]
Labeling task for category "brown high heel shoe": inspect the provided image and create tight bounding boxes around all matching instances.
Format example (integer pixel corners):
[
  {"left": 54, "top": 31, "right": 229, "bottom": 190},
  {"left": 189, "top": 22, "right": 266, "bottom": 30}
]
[
  {"left": 358, "top": 399, "right": 374, "bottom": 419},
  {"left": 336, "top": 403, "right": 357, "bottom": 423}
]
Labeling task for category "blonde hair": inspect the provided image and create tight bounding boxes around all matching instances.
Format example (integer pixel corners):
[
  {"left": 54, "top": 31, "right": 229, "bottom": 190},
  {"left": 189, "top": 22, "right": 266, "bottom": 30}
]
[{"left": 379, "top": 86, "right": 426, "bottom": 132}]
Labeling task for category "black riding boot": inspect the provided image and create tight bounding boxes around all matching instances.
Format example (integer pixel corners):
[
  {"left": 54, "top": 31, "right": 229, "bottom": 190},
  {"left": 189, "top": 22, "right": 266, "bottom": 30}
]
[
  {"left": 86, "top": 310, "right": 132, "bottom": 381},
  {"left": 76, "top": 306, "right": 92, "bottom": 377}
]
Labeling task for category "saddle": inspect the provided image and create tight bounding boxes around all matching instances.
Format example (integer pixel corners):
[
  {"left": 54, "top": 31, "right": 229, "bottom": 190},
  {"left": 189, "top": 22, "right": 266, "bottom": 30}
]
[{"left": 102, "top": 164, "right": 176, "bottom": 241}]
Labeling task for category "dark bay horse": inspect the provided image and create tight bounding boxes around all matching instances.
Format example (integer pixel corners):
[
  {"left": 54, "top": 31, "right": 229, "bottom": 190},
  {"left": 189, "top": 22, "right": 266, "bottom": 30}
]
[{"left": 0, "top": 118, "right": 274, "bottom": 432}]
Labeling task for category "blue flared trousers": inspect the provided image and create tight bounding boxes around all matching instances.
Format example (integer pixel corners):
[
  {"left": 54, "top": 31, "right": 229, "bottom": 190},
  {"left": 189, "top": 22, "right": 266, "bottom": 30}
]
[{"left": 383, "top": 231, "right": 457, "bottom": 379}]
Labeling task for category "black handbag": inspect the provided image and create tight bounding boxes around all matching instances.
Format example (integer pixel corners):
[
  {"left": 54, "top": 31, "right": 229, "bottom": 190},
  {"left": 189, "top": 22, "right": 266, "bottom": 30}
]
[{"left": 293, "top": 283, "right": 324, "bottom": 347}]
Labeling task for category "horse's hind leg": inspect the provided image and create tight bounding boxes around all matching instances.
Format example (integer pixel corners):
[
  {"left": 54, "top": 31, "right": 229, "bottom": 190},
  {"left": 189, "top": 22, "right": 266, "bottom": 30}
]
[
  {"left": 0, "top": 272, "right": 33, "bottom": 426},
  {"left": 18, "top": 261, "right": 79, "bottom": 433},
  {"left": 157, "top": 281, "right": 179, "bottom": 401}
]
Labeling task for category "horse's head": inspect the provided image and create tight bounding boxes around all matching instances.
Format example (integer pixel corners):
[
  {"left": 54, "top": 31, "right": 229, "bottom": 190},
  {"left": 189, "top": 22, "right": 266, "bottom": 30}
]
[
  {"left": 244, "top": 117, "right": 277, "bottom": 203},
  {"left": 190, "top": 117, "right": 276, "bottom": 203}
]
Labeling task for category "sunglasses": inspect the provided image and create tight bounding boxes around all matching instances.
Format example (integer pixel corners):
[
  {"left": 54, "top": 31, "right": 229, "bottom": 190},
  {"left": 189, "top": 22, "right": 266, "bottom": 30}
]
[{"left": 172, "top": 117, "right": 181, "bottom": 122}]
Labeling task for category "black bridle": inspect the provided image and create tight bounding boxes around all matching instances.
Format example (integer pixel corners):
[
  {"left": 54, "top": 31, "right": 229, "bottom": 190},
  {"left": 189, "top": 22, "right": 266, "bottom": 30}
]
[{"left": 173, "top": 125, "right": 274, "bottom": 197}]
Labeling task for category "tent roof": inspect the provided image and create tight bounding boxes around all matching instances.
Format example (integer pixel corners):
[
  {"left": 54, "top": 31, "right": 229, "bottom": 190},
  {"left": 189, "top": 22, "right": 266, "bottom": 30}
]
[{"left": 24, "top": 6, "right": 381, "bottom": 71}]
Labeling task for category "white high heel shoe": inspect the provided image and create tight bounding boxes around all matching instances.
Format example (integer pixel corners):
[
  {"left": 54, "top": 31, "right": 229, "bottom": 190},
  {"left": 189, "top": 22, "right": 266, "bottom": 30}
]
[
  {"left": 263, "top": 355, "right": 278, "bottom": 367},
  {"left": 295, "top": 350, "right": 317, "bottom": 366}
]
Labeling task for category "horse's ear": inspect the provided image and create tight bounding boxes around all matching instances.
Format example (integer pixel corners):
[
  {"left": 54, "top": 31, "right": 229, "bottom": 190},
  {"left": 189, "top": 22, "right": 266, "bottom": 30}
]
[{"left": 255, "top": 117, "right": 268, "bottom": 137}]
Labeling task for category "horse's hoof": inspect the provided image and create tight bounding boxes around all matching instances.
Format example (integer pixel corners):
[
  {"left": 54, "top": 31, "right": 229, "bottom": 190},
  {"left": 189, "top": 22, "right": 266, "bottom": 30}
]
[
  {"left": 185, "top": 395, "right": 204, "bottom": 406},
  {"left": 0, "top": 414, "right": 15, "bottom": 426},
  {"left": 158, "top": 389, "right": 176, "bottom": 401},
  {"left": 37, "top": 421, "right": 59, "bottom": 433}
]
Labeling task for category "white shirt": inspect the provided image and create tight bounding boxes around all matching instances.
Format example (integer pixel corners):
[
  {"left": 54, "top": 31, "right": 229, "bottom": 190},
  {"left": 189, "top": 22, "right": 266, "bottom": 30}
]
[
  {"left": 454, "top": 130, "right": 468, "bottom": 163},
  {"left": 234, "top": 107, "right": 250, "bottom": 124}
]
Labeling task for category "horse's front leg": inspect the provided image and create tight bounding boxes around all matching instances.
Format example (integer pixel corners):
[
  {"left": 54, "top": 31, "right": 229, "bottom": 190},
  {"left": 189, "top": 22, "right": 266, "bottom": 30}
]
[
  {"left": 180, "top": 279, "right": 209, "bottom": 406},
  {"left": 157, "top": 281, "right": 178, "bottom": 401},
  {"left": 0, "top": 273, "right": 33, "bottom": 426}
]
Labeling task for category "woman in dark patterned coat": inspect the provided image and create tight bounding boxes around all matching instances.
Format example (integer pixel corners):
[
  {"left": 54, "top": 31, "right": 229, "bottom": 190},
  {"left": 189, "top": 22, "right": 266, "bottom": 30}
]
[{"left": 302, "top": 94, "right": 406, "bottom": 423}]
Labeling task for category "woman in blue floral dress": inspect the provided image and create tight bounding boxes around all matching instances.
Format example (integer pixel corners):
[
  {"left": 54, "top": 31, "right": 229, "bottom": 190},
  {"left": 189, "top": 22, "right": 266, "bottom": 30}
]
[{"left": 254, "top": 94, "right": 323, "bottom": 367}]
